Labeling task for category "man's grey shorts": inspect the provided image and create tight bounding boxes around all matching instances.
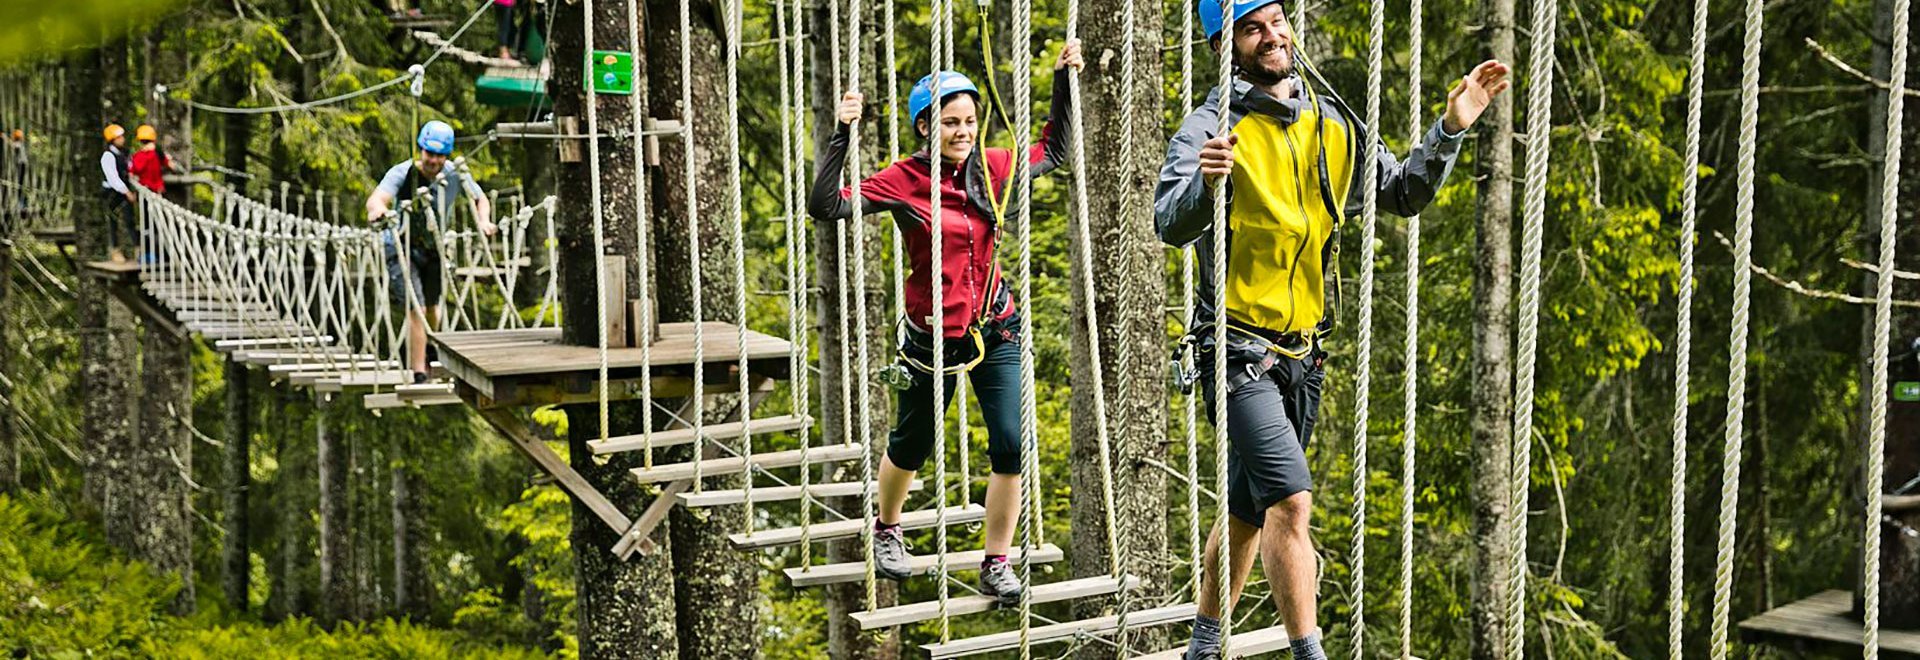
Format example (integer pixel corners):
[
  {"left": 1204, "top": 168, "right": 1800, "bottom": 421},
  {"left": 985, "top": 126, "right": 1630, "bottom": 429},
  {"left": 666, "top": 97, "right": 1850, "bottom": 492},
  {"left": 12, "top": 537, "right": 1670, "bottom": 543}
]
[
  {"left": 383, "top": 236, "right": 444, "bottom": 309},
  {"left": 1199, "top": 352, "right": 1325, "bottom": 528}
]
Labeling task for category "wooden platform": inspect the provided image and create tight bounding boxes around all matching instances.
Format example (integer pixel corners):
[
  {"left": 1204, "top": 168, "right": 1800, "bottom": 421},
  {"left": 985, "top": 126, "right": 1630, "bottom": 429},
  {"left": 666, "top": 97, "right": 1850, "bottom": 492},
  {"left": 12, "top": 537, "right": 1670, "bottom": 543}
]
[
  {"left": 1740, "top": 590, "right": 1920, "bottom": 658},
  {"left": 432, "top": 324, "right": 795, "bottom": 409},
  {"left": 926, "top": 602, "right": 1196, "bottom": 658},
  {"left": 29, "top": 225, "right": 73, "bottom": 245}
]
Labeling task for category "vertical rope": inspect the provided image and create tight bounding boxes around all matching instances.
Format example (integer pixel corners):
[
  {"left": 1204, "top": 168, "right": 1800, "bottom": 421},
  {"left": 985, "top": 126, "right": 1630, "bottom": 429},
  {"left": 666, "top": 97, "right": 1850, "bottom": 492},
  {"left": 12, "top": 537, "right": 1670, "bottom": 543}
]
[
  {"left": 726, "top": 0, "right": 754, "bottom": 535},
  {"left": 580, "top": 0, "right": 612, "bottom": 447},
  {"left": 1865, "top": 0, "right": 1906, "bottom": 652},
  {"left": 1353, "top": 0, "right": 1387, "bottom": 647},
  {"left": 1510, "top": 0, "right": 1561, "bottom": 653},
  {"left": 1398, "top": 0, "right": 1424, "bottom": 653},
  {"left": 886, "top": 0, "right": 903, "bottom": 321},
  {"left": 843, "top": 0, "right": 871, "bottom": 583},
  {"left": 1012, "top": 0, "right": 1038, "bottom": 653},
  {"left": 776, "top": 0, "right": 806, "bottom": 570},
  {"left": 1175, "top": 0, "right": 1202, "bottom": 611},
  {"left": 930, "top": 0, "right": 952, "bottom": 640},
  {"left": 1210, "top": 0, "right": 1236, "bottom": 651},
  {"left": 626, "top": 0, "right": 656, "bottom": 470},
  {"left": 680, "top": 0, "right": 709, "bottom": 492},
  {"left": 1669, "top": 0, "right": 1709, "bottom": 651},
  {"left": 1711, "top": 0, "right": 1761, "bottom": 653},
  {"left": 1064, "top": 0, "right": 1121, "bottom": 583}
]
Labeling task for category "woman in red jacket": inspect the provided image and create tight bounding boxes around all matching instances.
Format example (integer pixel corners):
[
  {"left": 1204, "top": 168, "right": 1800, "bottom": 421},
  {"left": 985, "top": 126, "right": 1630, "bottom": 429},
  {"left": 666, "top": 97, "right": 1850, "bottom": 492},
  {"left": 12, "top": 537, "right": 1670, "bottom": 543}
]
[
  {"left": 808, "top": 40, "right": 1081, "bottom": 604},
  {"left": 126, "top": 124, "right": 174, "bottom": 194}
]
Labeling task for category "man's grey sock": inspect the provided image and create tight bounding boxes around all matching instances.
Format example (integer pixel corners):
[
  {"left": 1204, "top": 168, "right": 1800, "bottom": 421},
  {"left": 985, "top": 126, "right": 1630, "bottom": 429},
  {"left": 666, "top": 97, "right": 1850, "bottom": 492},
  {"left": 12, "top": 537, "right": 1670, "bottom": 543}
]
[
  {"left": 1289, "top": 630, "right": 1327, "bottom": 660},
  {"left": 1187, "top": 615, "right": 1222, "bottom": 658}
]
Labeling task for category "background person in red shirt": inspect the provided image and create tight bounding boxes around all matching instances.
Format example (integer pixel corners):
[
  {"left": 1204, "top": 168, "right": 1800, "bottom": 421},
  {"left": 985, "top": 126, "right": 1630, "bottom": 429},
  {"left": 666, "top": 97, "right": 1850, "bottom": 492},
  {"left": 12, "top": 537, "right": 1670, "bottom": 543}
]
[{"left": 126, "top": 124, "right": 175, "bottom": 194}]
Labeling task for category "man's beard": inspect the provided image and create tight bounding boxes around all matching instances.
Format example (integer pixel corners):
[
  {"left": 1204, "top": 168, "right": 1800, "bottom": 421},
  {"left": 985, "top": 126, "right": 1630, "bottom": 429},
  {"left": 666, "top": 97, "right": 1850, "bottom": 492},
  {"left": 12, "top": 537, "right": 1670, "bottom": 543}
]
[{"left": 1236, "top": 46, "right": 1293, "bottom": 86}]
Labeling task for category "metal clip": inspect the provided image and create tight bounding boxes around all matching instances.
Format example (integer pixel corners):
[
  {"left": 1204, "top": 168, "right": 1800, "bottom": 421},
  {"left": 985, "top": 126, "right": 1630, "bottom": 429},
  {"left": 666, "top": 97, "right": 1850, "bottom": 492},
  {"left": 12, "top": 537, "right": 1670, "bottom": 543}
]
[{"left": 878, "top": 362, "right": 915, "bottom": 391}]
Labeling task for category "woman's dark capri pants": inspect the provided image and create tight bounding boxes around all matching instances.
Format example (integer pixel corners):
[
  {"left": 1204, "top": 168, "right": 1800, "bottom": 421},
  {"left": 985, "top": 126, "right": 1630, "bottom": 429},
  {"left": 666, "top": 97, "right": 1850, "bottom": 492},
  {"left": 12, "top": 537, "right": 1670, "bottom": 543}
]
[
  {"left": 888, "top": 312, "right": 1027, "bottom": 476},
  {"left": 1197, "top": 335, "right": 1326, "bottom": 528}
]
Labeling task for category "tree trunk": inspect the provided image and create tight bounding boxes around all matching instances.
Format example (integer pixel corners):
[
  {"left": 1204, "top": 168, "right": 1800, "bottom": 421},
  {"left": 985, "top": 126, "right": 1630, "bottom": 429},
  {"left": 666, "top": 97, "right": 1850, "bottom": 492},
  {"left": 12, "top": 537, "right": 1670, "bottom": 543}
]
[
  {"left": 551, "top": 0, "right": 680, "bottom": 656},
  {"left": 819, "top": 2, "right": 903, "bottom": 656},
  {"left": 0, "top": 235, "right": 14, "bottom": 492},
  {"left": 391, "top": 420, "right": 429, "bottom": 620},
  {"left": 317, "top": 393, "right": 352, "bottom": 627},
  {"left": 1067, "top": 0, "right": 1171, "bottom": 653},
  {"left": 130, "top": 319, "right": 195, "bottom": 615},
  {"left": 1469, "top": 0, "right": 1518, "bottom": 653},
  {"left": 74, "top": 41, "right": 141, "bottom": 540},
  {"left": 1861, "top": 0, "right": 1920, "bottom": 624},
  {"left": 222, "top": 358, "right": 253, "bottom": 611},
  {"left": 640, "top": 0, "right": 765, "bottom": 655},
  {"left": 270, "top": 384, "right": 315, "bottom": 621}
]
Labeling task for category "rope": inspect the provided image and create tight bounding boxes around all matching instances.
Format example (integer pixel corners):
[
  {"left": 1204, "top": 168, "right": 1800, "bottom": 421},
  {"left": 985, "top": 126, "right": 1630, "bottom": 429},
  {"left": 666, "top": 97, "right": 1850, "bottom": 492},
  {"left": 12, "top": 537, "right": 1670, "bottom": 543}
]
[
  {"left": 625, "top": 0, "right": 656, "bottom": 471},
  {"left": 1055, "top": 0, "right": 1122, "bottom": 595},
  {"left": 1865, "top": 0, "right": 1906, "bottom": 650},
  {"left": 1210, "top": 0, "right": 1236, "bottom": 650},
  {"left": 1398, "top": 0, "right": 1424, "bottom": 652},
  {"left": 1509, "top": 0, "right": 1561, "bottom": 652},
  {"left": 842, "top": 0, "right": 874, "bottom": 566},
  {"left": 1352, "top": 0, "right": 1388, "bottom": 647},
  {"left": 1012, "top": 0, "right": 1039, "bottom": 653},
  {"left": 787, "top": 0, "right": 818, "bottom": 581},
  {"left": 1669, "top": 0, "right": 1710, "bottom": 650},
  {"left": 725, "top": 0, "right": 754, "bottom": 537},
  {"left": 579, "top": 0, "right": 611, "bottom": 446},
  {"left": 1711, "top": 0, "right": 1762, "bottom": 653},
  {"left": 931, "top": 0, "right": 952, "bottom": 640},
  {"left": 680, "top": 0, "right": 709, "bottom": 492}
]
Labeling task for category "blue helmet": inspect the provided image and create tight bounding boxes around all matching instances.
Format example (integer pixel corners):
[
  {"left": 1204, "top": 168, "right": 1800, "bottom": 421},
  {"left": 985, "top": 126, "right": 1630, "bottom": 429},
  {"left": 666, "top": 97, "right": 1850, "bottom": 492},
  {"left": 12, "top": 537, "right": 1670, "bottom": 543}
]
[
  {"left": 907, "top": 71, "right": 981, "bottom": 130},
  {"left": 1199, "top": 0, "right": 1283, "bottom": 41},
  {"left": 416, "top": 120, "right": 455, "bottom": 155}
]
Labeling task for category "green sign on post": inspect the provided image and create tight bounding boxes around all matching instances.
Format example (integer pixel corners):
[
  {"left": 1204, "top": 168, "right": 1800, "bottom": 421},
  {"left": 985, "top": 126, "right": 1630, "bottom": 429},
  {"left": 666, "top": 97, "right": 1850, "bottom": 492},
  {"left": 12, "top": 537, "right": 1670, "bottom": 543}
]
[
  {"left": 586, "top": 50, "right": 634, "bottom": 95},
  {"left": 1896, "top": 381, "right": 1920, "bottom": 402}
]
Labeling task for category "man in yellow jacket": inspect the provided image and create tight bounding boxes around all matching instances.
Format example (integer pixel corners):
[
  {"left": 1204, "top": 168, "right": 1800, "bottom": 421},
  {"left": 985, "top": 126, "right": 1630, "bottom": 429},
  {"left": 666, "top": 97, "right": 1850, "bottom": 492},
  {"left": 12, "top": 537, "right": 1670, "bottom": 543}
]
[{"left": 1155, "top": 1, "right": 1509, "bottom": 657}]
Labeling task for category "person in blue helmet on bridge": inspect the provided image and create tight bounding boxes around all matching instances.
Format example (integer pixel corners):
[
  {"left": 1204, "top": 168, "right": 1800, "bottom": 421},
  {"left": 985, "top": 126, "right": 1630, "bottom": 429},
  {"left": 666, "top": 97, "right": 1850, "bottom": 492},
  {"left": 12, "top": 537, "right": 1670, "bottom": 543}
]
[
  {"left": 1156, "top": 0, "right": 1509, "bottom": 657},
  {"left": 809, "top": 40, "right": 1082, "bottom": 606},
  {"left": 365, "top": 120, "right": 496, "bottom": 384}
]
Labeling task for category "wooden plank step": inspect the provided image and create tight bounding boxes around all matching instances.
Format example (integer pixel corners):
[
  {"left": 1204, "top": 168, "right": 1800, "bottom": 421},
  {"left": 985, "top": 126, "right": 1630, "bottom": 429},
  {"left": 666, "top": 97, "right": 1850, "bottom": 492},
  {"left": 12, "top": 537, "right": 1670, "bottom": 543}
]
[
  {"left": 268, "top": 360, "right": 401, "bottom": 373},
  {"left": 213, "top": 336, "right": 337, "bottom": 352},
  {"left": 784, "top": 542, "right": 1059, "bottom": 588},
  {"left": 629, "top": 442, "right": 864, "bottom": 484},
  {"left": 731, "top": 504, "right": 987, "bottom": 550},
  {"left": 851, "top": 575, "right": 1138, "bottom": 630},
  {"left": 1131, "top": 624, "right": 1292, "bottom": 659},
  {"left": 364, "top": 389, "right": 462, "bottom": 409},
  {"left": 396, "top": 382, "right": 456, "bottom": 399},
  {"left": 307, "top": 369, "right": 419, "bottom": 391},
  {"left": 926, "top": 602, "right": 1197, "bottom": 658},
  {"left": 233, "top": 348, "right": 363, "bottom": 364},
  {"left": 679, "top": 478, "right": 919, "bottom": 508},
  {"left": 590, "top": 414, "right": 812, "bottom": 455}
]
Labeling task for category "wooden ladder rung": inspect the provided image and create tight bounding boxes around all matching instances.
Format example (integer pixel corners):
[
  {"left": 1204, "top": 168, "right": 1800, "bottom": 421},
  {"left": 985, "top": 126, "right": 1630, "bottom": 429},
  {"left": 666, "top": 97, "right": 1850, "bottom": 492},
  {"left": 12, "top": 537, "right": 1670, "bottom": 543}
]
[
  {"left": 926, "top": 602, "right": 1197, "bottom": 658},
  {"left": 365, "top": 389, "right": 461, "bottom": 408},
  {"left": 396, "top": 383, "right": 456, "bottom": 398},
  {"left": 678, "top": 478, "right": 919, "bottom": 508},
  {"left": 730, "top": 504, "right": 986, "bottom": 550},
  {"left": 1131, "top": 623, "right": 1292, "bottom": 659},
  {"left": 785, "top": 542, "right": 1061, "bottom": 588},
  {"left": 850, "top": 574, "right": 1138, "bottom": 630},
  {"left": 590, "top": 414, "right": 813, "bottom": 455},
  {"left": 629, "top": 442, "right": 862, "bottom": 484}
]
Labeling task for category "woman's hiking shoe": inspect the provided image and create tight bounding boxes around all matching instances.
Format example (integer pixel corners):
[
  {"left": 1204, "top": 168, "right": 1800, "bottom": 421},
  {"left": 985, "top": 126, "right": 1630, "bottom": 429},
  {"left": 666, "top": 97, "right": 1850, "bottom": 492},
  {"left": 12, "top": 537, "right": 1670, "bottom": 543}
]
[
  {"left": 872, "top": 525, "right": 912, "bottom": 581},
  {"left": 977, "top": 555, "right": 1024, "bottom": 606}
]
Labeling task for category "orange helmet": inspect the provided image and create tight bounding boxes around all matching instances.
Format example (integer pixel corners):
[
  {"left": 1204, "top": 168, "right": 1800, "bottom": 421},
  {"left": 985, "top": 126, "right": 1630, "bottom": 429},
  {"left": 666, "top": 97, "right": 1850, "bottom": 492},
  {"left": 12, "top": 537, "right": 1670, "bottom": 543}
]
[
  {"left": 103, "top": 124, "right": 125, "bottom": 142},
  {"left": 9, "top": 129, "right": 20, "bottom": 141},
  {"left": 135, "top": 124, "right": 156, "bottom": 142}
]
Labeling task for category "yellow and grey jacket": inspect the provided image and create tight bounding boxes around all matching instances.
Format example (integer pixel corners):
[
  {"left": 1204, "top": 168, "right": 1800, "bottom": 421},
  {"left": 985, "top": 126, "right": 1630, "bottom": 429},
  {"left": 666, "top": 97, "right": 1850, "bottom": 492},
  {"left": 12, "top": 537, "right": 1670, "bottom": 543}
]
[{"left": 1155, "top": 78, "right": 1465, "bottom": 337}]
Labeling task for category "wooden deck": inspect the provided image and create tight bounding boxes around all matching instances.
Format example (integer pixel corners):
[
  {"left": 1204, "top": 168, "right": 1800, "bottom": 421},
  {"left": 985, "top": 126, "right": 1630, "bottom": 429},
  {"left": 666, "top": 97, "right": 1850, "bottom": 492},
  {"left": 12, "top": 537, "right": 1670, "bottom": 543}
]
[
  {"left": 432, "top": 324, "right": 794, "bottom": 409},
  {"left": 1741, "top": 590, "right": 1920, "bottom": 658}
]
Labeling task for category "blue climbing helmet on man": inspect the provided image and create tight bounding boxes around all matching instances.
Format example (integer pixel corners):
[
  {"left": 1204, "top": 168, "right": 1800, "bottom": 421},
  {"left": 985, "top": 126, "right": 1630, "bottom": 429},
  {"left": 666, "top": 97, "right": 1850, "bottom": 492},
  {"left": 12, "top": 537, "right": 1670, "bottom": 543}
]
[
  {"left": 1198, "top": 0, "right": 1284, "bottom": 40},
  {"left": 907, "top": 70, "right": 981, "bottom": 134},
  {"left": 416, "top": 120, "right": 456, "bottom": 156}
]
